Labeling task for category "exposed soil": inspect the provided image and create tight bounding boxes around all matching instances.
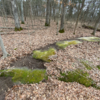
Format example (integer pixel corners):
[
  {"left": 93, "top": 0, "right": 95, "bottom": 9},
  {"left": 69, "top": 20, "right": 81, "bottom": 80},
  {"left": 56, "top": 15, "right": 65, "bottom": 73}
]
[
  {"left": 9, "top": 37, "right": 83, "bottom": 69},
  {"left": 0, "top": 38, "right": 76, "bottom": 100},
  {"left": 0, "top": 41, "right": 60, "bottom": 100},
  {"left": 9, "top": 41, "right": 60, "bottom": 69},
  {"left": 0, "top": 55, "right": 46, "bottom": 100},
  {"left": 10, "top": 54, "right": 46, "bottom": 69},
  {"left": 0, "top": 77, "right": 13, "bottom": 100},
  {"left": 0, "top": 37, "right": 99, "bottom": 100},
  {"left": 0, "top": 17, "right": 100, "bottom": 99}
]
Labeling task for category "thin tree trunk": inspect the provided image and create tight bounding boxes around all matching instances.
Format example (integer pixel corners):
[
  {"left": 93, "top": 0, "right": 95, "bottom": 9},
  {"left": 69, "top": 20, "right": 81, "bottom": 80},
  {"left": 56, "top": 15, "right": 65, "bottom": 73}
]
[
  {"left": 73, "top": 0, "right": 85, "bottom": 34},
  {"left": 29, "top": 0, "right": 34, "bottom": 28},
  {"left": 21, "top": 0, "right": 25, "bottom": 24},
  {"left": 53, "top": 5, "right": 55, "bottom": 21},
  {"left": 0, "top": 35, "right": 9, "bottom": 58},
  {"left": 45, "top": 0, "right": 51, "bottom": 26},
  {"left": 11, "top": 0, "right": 21, "bottom": 30},
  {"left": 59, "top": 0, "right": 66, "bottom": 33},
  {"left": 50, "top": 2, "right": 52, "bottom": 17},
  {"left": 1, "top": 0, "right": 8, "bottom": 25},
  {"left": 92, "top": 14, "right": 100, "bottom": 35},
  {"left": 24, "top": 1, "right": 26, "bottom": 21},
  {"left": 68, "top": 6, "right": 73, "bottom": 20}
]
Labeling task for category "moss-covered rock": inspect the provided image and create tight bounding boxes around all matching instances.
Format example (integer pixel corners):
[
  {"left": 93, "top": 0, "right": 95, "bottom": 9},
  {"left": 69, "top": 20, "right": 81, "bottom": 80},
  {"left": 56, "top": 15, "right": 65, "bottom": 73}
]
[
  {"left": 56, "top": 40, "right": 82, "bottom": 49},
  {"left": 80, "top": 60, "right": 92, "bottom": 70},
  {"left": 33, "top": 48, "right": 56, "bottom": 62},
  {"left": 0, "top": 68, "right": 47, "bottom": 84},
  {"left": 78, "top": 37, "right": 100, "bottom": 42},
  {"left": 14, "top": 27, "right": 23, "bottom": 31},
  {"left": 58, "top": 69, "right": 96, "bottom": 87},
  {"left": 59, "top": 29, "right": 64, "bottom": 33}
]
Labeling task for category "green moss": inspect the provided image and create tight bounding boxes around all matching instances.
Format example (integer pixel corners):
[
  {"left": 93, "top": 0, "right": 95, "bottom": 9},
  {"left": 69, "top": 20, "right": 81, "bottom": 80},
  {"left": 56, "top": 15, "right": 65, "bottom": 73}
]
[
  {"left": 0, "top": 68, "right": 47, "bottom": 84},
  {"left": 80, "top": 60, "right": 92, "bottom": 70},
  {"left": 14, "top": 27, "right": 23, "bottom": 31},
  {"left": 97, "top": 65, "right": 100, "bottom": 70},
  {"left": 56, "top": 40, "right": 82, "bottom": 49},
  {"left": 45, "top": 23, "right": 50, "bottom": 26},
  {"left": 0, "top": 69, "right": 14, "bottom": 77},
  {"left": 78, "top": 37, "right": 100, "bottom": 42},
  {"left": 21, "top": 21, "right": 25, "bottom": 24},
  {"left": 73, "top": 32, "right": 75, "bottom": 35},
  {"left": 91, "top": 32, "right": 95, "bottom": 36},
  {"left": 58, "top": 69, "right": 96, "bottom": 87},
  {"left": 33, "top": 48, "right": 56, "bottom": 62},
  {"left": 14, "top": 48, "right": 17, "bottom": 50},
  {"left": 92, "top": 84, "right": 100, "bottom": 90},
  {"left": 59, "top": 29, "right": 64, "bottom": 33}
]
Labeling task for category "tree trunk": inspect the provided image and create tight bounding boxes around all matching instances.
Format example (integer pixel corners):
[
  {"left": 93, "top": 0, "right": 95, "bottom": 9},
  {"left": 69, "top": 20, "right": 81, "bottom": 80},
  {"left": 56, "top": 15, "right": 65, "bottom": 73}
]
[
  {"left": 29, "top": 0, "right": 34, "bottom": 27},
  {"left": 21, "top": 0, "right": 25, "bottom": 24},
  {"left": 92, "top": 13, "right": 100, "bottom": 35},
  {"left": 73, "top": 0, "right": 85, "bottom": 34},
  {"left": 59, "top": 0, "right": 66, "bottom": 33},
  {"left": 11, "top": 0, "right": 21, "bottom": 31},
  {"left": 50, "top": 2, "right": 52, "bottom": 17},
  {"left": 53, "top": 7, "right": 55, "bottom": 21},
  {"left": 0, "top": 35, "right": 9, "bottom": 58},
  {"left": 53, "top": 0, "right": 56, "bottom": 21},
  {"left": 45, "top": 0, "right": 51, "bottom": 26},
  {"left": 68, "top": 6, "right": 73, "bottom": 20}
]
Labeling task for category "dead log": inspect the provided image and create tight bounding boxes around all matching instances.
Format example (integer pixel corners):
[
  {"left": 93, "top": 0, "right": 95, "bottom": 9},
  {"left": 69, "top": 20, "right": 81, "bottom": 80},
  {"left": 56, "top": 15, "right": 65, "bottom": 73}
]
[{"left": 82, "top": 24, "right": 100, "bottom": 31}]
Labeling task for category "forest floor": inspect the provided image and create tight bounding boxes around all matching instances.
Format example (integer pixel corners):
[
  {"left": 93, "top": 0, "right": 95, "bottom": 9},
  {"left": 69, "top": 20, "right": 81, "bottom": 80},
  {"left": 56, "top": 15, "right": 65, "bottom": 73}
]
[{"left": 0, "top": 17, "right": 100, "bottom": 100}]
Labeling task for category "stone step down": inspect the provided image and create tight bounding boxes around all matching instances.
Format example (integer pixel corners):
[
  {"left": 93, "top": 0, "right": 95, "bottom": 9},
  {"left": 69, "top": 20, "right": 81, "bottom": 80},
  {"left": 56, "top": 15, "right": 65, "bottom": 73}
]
[{"left": 0, "top": 77, "right": 13, "bottom": 100}]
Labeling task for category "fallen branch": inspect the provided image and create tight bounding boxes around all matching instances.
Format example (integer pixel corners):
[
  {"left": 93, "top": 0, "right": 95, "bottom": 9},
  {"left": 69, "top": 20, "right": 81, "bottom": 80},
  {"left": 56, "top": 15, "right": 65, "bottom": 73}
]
[{"left": 82, "top": 24, "right": 100, "bottom": 31}]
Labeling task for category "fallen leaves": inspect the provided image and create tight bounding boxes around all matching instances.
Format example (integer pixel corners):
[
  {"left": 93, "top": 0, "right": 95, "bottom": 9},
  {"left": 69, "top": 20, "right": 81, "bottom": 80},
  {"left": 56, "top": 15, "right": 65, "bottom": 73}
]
[{"left": 0, "top": 17, "right": 100, "bottom": 99}]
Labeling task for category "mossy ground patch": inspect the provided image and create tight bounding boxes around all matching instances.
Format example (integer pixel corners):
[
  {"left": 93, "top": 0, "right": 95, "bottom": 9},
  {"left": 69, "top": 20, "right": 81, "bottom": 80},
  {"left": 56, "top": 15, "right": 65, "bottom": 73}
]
[
  {"left": 33, "top": 48, "right": 56, "bottom": 62},
  {"left": 0, "top": 68, "right": 47, "bottom": 84},
  {"left": 80, "top": 60, "right": 92, "bottom": 70},
  {"left": 97, "top": 65, "right": 100, "bottom": 70},
  {"left": 58, "top": 69, "right": 97, "bottom": 88},
  {"left": 45, "top": 23, "right": 50, "bottom": 26},
  {"left": 14, "top": 27, "right": 23, "bottom": 31},
  {"left": 56, "top": 40, "right": 82, "bottom": 49},
  {"left": 78, "top": 37, "right": 100, "bottom": 42},
  {"left": 59, "top": 29, "right": 65, "bottom": 33}
]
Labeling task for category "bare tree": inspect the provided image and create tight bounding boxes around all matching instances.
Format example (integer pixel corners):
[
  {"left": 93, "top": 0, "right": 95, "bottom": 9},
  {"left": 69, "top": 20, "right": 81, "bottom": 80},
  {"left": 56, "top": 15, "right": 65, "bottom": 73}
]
[
  {"left": 45, "top": 0, "right": 51, "bottom": 26},
  {"left": 29, "top": 0, "right": 34, "bottom": 27},
  {"left": 0, "top": 35, "right": 9, "bottom": 59},
  {"left": 73, "top": 0, "right": 85, "bottom": 34},
  {"left": 92, "top": 13, "right": 100, "bottom": 35},
  {"left": 21, "top": 0, "right": 25, "bottom": 24},
  {"left": 11, "top": 0, "right": 22, "bottom": 31},
  {"left": 59, "top": 0, "right": 66, "bottom": 33}
]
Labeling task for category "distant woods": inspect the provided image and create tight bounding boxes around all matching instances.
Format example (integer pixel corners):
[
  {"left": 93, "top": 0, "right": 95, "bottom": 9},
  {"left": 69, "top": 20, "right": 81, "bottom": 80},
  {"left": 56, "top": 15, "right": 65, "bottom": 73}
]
[
  {"left": 0, "top": 0, "right": 100, "bottom": 35},
  {"left": 0, "top": 0, "right": 100, "bottom": 58}
]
